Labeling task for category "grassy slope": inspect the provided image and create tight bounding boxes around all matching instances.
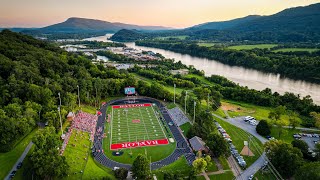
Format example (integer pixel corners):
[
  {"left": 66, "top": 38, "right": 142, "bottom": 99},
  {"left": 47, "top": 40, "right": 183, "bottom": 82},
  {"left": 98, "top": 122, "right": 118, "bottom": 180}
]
[
  {"left": 228, "top": 44, "right": 278, "bottom": 50},
  {"left": 0, "top": 128, "right": 38, "bottom": 179},
  {"left": 209, "top": 171, "right": 234, "bottom": 180},
  {"left": 82, "top": 154, "right": 116, "bottom": 180},
  {"left": 213, "top": 117, "right": 264, "bottom": 167},
  {"left": 179, "top": 122, "right": 192, "bottom": 136},
  {"left": 197, "top": 43, "right": 215, "bottom": 47},
  {"left": 132, "top": 73, "right": 186, "bottom": 94},
  {"left": 153, "top": 156, "right": 192, "bottom": 179},
  {"left": 63, "top": 130, "right": 91, "bottom": 180}
]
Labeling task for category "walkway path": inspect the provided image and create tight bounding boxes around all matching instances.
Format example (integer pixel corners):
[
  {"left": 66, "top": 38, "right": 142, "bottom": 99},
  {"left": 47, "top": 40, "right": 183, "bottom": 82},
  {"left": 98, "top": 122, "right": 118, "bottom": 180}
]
[{"left": 5, "top": 142, "right": 33, "bottom": 180}]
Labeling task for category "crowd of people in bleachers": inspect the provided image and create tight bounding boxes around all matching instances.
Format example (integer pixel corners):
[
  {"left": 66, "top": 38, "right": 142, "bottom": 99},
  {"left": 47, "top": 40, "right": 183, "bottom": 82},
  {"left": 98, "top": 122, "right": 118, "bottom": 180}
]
[
  {"left": 168, "top": 107, "right": 190, "bottom": 126},
  {"left": 60, "top": 111, "right": 98, "bottom": 155},
  {"left": 71, "top": 111, "right": 98, "bottom": 140}
]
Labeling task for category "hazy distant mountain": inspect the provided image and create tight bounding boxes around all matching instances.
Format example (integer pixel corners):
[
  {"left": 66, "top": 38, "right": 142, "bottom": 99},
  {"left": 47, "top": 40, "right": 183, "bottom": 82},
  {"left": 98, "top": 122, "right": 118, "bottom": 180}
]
[
  {"left": 32, "top": 17, "right": 172, "bottom": 33},
  {"left": 190, "top": 3, "right": 320, "bottom": 33},
  {"left": 189, "top": 15, "right": 261, "bottom": 30}
]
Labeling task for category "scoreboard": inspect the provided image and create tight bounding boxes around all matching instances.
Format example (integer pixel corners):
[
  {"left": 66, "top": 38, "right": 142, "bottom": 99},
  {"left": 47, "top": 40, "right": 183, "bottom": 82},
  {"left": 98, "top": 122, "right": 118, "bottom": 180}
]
[{"left": 124, "top": 87, "right": 136, "bottom": 95}]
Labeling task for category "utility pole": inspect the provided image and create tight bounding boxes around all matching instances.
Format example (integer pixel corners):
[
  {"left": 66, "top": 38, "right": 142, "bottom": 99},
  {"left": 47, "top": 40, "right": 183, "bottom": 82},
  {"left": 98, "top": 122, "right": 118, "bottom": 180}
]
[
  {"left": 185, "top": 91, "right": 188, "bottom": 114},
  {"left": 207, "top": 93, "right": 210, "bottom": 111},
  {"left": 173, "top": 84, "right": 176, "bottom": 104},
  {"left": 193, "top": 101, "right": 196, "bottom": 123},
  {"left": 77, "top": 85, "right": 80, "bottom": 108},
  {"left": 95, "top": 84, "right": 98, "bottom": 108},
  {"left": 248, "top": 135, "right": 252, "bottom": 156},
  {"left": 58, "top": 93, "right": 63, "bottom": 137}
]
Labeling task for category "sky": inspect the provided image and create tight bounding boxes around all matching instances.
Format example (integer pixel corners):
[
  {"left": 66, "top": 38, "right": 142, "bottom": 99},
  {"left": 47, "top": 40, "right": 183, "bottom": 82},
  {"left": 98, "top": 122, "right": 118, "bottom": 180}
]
[{"left": 0, "top": 0, "right": 319, "bottom": 28}]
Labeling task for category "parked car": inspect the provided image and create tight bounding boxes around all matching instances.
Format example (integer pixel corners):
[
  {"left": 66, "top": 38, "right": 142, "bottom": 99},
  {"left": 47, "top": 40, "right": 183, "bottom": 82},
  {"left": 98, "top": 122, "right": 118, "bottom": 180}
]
[
  {"left": 248, "top": 175, "right": 254, "bottom": 180},
  {"left": 17, "top": 162, "right": 22, "bottom": 169}
]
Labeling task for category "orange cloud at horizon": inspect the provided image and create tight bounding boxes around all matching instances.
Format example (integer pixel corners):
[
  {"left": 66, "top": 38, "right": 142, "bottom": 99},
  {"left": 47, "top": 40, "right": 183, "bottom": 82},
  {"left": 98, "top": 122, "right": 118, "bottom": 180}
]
[{"left": 0, "top": 0, "right": 319, "bottom": 28}]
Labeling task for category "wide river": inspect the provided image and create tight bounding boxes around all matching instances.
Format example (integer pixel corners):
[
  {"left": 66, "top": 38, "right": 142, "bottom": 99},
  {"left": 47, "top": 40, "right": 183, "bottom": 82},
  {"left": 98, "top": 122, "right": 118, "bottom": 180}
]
[{"left": 84, "top": 35, "right": 320, "bottom": 105}]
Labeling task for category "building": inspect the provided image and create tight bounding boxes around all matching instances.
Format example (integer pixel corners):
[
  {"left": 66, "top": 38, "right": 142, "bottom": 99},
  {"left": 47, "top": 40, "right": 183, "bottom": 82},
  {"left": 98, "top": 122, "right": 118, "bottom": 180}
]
[{"left": 189, "top": 136, "right": 208, "bottom": 152}]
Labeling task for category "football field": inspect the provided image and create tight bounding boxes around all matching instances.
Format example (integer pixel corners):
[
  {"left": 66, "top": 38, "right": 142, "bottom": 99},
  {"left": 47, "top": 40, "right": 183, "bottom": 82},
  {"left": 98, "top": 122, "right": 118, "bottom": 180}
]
[{"left": 110, "top": 103, "right": 168, "bottom": 150}]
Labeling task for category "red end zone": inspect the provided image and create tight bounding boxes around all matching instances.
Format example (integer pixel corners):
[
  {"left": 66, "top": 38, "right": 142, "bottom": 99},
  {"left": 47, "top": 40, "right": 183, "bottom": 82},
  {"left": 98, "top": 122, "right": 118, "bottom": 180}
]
[
  {"left": 112, "top": 103, "right": 152, "bottom": 109},
  {"left": 111, "top": 139, "right": 169, "bottom": 150}
]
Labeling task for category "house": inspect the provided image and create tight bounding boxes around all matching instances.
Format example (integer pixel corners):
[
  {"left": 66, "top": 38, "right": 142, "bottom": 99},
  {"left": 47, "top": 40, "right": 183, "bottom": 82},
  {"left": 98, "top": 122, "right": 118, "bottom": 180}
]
[{"left": 189, "top": 136, "right": 208, "bottom": 152}]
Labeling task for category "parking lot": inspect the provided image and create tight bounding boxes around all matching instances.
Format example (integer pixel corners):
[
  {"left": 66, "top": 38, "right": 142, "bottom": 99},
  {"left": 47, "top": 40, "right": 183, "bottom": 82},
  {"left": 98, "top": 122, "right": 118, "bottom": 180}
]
[{"left": 301, "top": 136, "right": 319, "bottom": 150}]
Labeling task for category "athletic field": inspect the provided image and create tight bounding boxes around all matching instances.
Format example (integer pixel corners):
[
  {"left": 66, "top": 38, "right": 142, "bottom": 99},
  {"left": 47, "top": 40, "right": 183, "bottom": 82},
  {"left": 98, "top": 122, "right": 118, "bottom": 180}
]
[{"left": 110, "top": 103, "right": 168, "bottom": 150}]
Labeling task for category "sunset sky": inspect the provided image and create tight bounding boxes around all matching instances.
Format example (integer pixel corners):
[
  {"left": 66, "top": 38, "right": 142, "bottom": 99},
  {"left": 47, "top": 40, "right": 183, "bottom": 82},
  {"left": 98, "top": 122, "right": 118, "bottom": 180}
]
[{"left": 0, "top": 0, "right": 319, "bottom": 28}]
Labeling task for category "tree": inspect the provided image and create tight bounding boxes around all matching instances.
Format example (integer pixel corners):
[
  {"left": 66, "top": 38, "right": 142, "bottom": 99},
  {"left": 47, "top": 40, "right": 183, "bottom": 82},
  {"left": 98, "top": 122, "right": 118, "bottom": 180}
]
[
  {"left": 206, "top": 134, "right": 230, "bottom": 157},
  {"left": 310, "top": 112, "right": 320, "bottom": 128},
  {"left": 288, "top": 112, "right": 301, "bottom": 129},
  {"left": 295, "top": 162, "right": 320, "bottom": 180},
  {"left": 315, "top": 143, "right": 320, "bottom": 161},
  {"left": 264, "top": 140, "right": 303, "bottom": 178},
  {"left": 114, "top": 168, "right": 128, "bottom": 180},
  {"left": 256, "top": 120, "right": 271, "bottom": 136},
  {"left": 291, "top": 139, "right": 309, "bottom": 158},
  {"left": 30, "top": 126, "right": 69, "bottom": 179},
  {"left": 192, "top": 158, "right": 207, "bottom": 174},
  {"left": 131, "top": 154, "right": 150, "bottom": 180},
  {"left": 269, "top": 106, "right": 287, "bottom": 138}
]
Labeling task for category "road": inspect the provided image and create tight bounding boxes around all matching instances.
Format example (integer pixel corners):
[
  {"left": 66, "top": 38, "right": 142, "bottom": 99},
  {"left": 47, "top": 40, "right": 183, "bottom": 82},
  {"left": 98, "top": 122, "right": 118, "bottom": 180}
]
[
  {"left": 5, "top": 142, "right": 33, "bottom": 180},
  {"left": 212, "top": 114, "right": 271, "bottom": 180}
]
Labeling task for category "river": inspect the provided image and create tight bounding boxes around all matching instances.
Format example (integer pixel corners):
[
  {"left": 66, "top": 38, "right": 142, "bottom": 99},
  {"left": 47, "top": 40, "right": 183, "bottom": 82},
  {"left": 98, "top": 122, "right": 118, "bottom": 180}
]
[{"left": 85, "top": 35, "right": 320, "bottom": 105}]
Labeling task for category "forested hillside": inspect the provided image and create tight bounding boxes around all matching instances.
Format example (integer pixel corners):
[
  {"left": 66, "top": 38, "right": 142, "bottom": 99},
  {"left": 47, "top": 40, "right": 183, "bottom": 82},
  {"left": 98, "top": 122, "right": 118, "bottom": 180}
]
[
  {"left": 0, "top": 30, "right": 181, "bottom": 152},
  {"left": 0, "top": 30, "right": 132, "bottom": 152}
]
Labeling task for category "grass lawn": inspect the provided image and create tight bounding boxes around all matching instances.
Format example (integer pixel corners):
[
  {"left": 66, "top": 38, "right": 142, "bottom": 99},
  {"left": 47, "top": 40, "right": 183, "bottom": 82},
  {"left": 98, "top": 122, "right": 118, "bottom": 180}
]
[
  {"left": 155, "top": 35, "right": 189, "bottom": 40},
  {"left": 166, "top": 102, "right": 177, "bottom": 109},
  {"left": 208, "top": 171, "right": 234, "bottom": 180},
  {"left": 179, "top": 122, "right": 192, "bottom": 136},
  {"left": 103, "top": 105, "right": 176, "bottom": 164},
  {"left": 220, "top": 100, "right": 301, "bottom": 126},
  {"left": 228, "top": 44, "right": 278, "bottom": 50},
  {"left": 153, "top": 156, "right": 192, "bottom": 179},
  {"left": 63, "top": 130, "right": 92, "bottom": 180},
  {"left": 197, "top": 42, "right": 215, "bottom": 47},
  {"left": 0, "top": 128, "right": 37, "bottom": 180},
  {"left": 218, "top": 156, "right": 230, "bottom": 170},
  {"left": 254, "top": 169, "right": 277, "bottom": 180},
  {"left": 132, "top": 73, "right": 186, "bottom": 95},
  {"left": 82, "top": 154, "right": 116, "bottom": 180},
  {"left": 214, "top": 117, "right": 263, "bottom": 167},
  {"left": 270, "top": 126, "right": 300, "bottom": 143},
  {"left": 273, "top": 48, "right": 320, "bottom": 53},
  {"left": 206, "top": 159, "right": 218, "bottom": 172}
]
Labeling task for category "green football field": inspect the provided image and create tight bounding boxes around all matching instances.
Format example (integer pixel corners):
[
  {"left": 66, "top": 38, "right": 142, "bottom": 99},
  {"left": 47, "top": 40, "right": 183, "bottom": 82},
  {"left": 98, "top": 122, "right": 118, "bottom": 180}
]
[{"left": 110, "top": 104, "right": 167, "bottom": 146}]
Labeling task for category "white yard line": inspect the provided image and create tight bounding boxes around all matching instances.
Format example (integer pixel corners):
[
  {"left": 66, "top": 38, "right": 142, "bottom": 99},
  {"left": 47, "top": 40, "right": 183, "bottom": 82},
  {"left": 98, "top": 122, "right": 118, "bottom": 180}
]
[
  {"left": 150, "top": 105, "right": 168, "bottom": 140},
  {"left": 138, "top": 107, "right": 150, "bottom": 140},
  {"left": 110, "top": 106, "right": 114, "bottom": 148},
  {"left": 124, "top": 108, "right": 131, "bottom": 142}
]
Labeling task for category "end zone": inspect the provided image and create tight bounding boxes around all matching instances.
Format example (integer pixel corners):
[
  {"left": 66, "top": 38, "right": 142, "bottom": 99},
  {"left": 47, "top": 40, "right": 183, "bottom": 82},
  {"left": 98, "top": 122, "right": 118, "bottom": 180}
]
[{"left": 111, "top": 138, "right": 169, "bottom": 150}]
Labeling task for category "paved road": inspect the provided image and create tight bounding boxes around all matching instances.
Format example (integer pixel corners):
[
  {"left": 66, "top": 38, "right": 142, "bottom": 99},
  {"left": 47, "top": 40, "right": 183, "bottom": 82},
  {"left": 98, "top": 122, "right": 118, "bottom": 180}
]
[
  {"left": 5, "top": 142, "right": 33, "bottom": 180},
  {"left": 212, "top": 114, "right": 271, "bottom": 180}
]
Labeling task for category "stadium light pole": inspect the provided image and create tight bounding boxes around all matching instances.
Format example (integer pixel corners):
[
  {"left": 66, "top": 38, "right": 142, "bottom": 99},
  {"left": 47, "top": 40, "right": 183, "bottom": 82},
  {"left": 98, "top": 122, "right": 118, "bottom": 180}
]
[
  {"left": 58, "top": 93, "right": 63, "bottom": 136},
  {"left": 193, "top": 101, "right": 196, "bottom": 123},
  {"left": 185, "top": 91, "right": 188, "bottom": 114},
  {"left": 173, "top": 84, "right": 176, "bottom": 104},
  {"left": 77, "top": 85, "right": 80, "bottom": 108}
]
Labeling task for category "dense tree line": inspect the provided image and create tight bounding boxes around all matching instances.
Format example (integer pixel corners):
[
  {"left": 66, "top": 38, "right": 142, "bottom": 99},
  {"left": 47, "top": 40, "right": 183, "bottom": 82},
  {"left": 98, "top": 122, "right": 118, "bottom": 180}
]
[
  {"left": 0, "top": 30, "right": 174, "bottom": 152},
  {"left": 136, "top": 40, "right": 320, "bottom": 82}
]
